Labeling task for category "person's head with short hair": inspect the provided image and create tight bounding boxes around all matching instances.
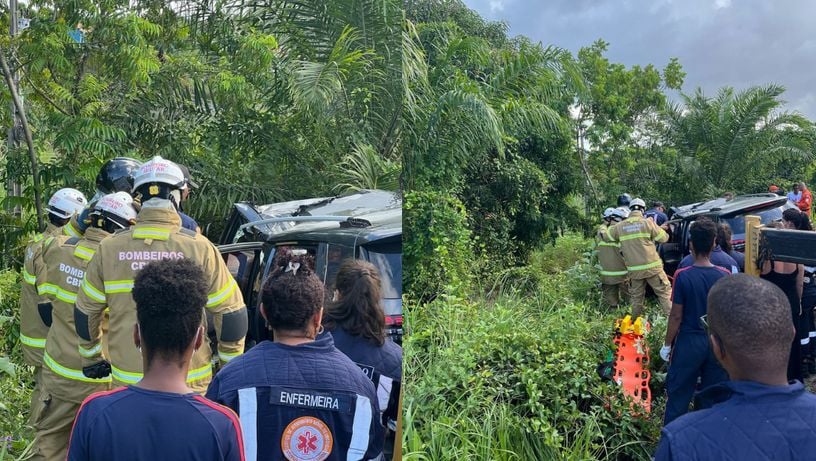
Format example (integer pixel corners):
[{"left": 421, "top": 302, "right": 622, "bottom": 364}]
[
  {"left": 652, "top": 201, "right": 664, "bottom": 211},
  {"left": 717, "top": 222, "right": 733, "bottom": 254},
  {"left": 177, "top": 164, "right": 198, "bottom": 202},
  {"left": 260, "top": 248, "right": 325, "bottom": 340},
  {"left": 793, "top": 184, "right": 801, "bottom": 193},
  {"left": 723, "top": 192, "right": 735, "bottom": 201},
  {"left": 132, "top": 259, "right": 206, "bottom": 371},
  {"left": 689, "top": 217, "right": 717, "bottom": 259},
  {"left": 707, "top": 274, "right": 794, "bottom": 384},
  {"left": 324, "top": 259, "right": 386, "bottom": 346}
]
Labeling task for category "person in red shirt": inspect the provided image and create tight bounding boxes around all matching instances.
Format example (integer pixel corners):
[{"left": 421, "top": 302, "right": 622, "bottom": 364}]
[{"left": 798, "top": 182, "right": 812, "bottom": 215}]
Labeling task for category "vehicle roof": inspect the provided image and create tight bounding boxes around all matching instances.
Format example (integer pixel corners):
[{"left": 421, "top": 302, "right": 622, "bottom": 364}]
[
  {"left": 671, "top": 193, "right": 790, "bottom": 220},
  {"left": 242, "top": 190, "right": 402, "bottom": 246}
]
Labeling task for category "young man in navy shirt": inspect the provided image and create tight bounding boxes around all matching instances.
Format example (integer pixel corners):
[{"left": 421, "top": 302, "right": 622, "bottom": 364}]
[
  {"left": 661, "top": 218, "right": 731, "bottom": 425},
  {"left": 656, "top": 274, "right": 816, "bottom": 460},
  {"left": 67, "top": 259, "right": 244, "bottom": 461}
]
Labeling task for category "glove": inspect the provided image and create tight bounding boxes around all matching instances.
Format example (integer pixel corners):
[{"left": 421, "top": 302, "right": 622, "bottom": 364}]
[
  {"left": 660, "top": 345, "right": 672, "bottom": 362},
  {"left": 83, "top": 360, "right": 111, "bottom": 379}
]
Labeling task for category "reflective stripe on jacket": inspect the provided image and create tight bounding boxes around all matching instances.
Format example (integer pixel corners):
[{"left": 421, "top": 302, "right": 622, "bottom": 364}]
[
  {"left": 607, "top": 210, "right": 668, "bottom": 280},
  {"left": 39, "top": 227, "right": 111, "bottom": 402},
  {"left": 596, "top": 224, "right": 628, "bottom": 284},
  {"left": 74, "top": 206, "right": 246, "bottom": 392},
  {"left": 20, "top": 224, "right": 63, "bottom": 367}
]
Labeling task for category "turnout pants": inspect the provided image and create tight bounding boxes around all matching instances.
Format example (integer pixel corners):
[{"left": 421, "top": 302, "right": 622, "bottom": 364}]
[
  {"left": 28, "top": 366, "right": 44, "bottom": 427},
  {"left": 32, "top": 390, "right": 80, "bottom": 461},
  {"left": 629, "top": 272, "right": 672, "bottom": 317},
  {"left": 664, "top": 332, "right": 728, "bottom": 425},
  {"left": 601, "top": 282, "right": 629, "bottom": 307}
]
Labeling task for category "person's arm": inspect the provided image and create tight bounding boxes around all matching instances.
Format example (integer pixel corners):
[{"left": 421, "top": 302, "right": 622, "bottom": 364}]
[
  {"left": 364, "top": 388, "right": 385, "bottom": 461},
  {"left": 205, "top": 243, "right": 247, "bottom": 365},
  {"left": 664, "top": 273, "right": 686, "bottom": 349},
  {"left": 798, "top": 264, "right": 805, "bottom": 313},
  {"left": 607, "top": 223, "right": 619, "bottom": 242},
  {"left": 649, "top": 219, "right": 669, "bottom": 243},
  {"left": 74, "top": 252, "right": 107, "bottom": 367}
]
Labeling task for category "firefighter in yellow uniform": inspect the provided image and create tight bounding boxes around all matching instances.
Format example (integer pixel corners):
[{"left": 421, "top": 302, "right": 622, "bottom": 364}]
[
  {"left": 20, "top": 188, "right": 87, "bottom": 426},
  {"left": 607, "top": 198, "right": 672, "bottom": 317},
  {"left": 74, "top": 156, "right": 247, "bottom": 393},
  {"left": 32, "top": 193, "right": 136, "bottom": 461},
  {"left": 598, "top": 207, "right": 630, "bottom": 308}
]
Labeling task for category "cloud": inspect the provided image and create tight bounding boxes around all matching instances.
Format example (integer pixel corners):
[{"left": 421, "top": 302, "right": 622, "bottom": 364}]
[
  {"left": 462, "top": 0, "right": 816, "bottom": 119},
  {"left": 489, "top": 0, "right": 505, "bottom": 13}
]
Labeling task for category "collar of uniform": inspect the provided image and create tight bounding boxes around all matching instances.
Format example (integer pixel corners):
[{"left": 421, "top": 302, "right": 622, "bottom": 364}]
[
  {"left": 45, "top": 222, "right": 59, "bottom": 235},
  {"left": 697, "top": 379, "right": 805, "bottom": 406},
  {"left": 82, "top": 226, "right": 109, "bottom": 245},
  {"left": 264, "top": 330, "right": 336, "bottom": 352},
  {"left": 628, "top": 210, "right": 643, "bottom": 218},
  {"left": 136, "top": 206, "right": 182, "bottom": 228}
]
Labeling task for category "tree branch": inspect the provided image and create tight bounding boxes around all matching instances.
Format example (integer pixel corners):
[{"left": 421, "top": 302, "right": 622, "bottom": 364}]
[
  {"left": 0, "top": 48, "right": 44, "bottom": 230},
  {"left": 22, "top": 72, "right": 72, "bottom": 116}
]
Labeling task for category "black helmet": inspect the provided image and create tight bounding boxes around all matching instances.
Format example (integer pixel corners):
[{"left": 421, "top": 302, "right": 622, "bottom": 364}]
[
  {"left": 617, "top": 193, "right": 632, "bottom": 207},
  {"left": 95, "top": 157, "right": 141, "bottom": 194}
]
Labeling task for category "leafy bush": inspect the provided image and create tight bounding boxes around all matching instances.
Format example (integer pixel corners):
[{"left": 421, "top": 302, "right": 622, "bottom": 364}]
[
  {"left": 404, "top": 235, "right": 666, "bottom": 460},
  {"left": 404, "top": 191, "right": 474, "bottom": 300},
  {"left": 0, "top": 270, "right": 34, "bottom": 456}
]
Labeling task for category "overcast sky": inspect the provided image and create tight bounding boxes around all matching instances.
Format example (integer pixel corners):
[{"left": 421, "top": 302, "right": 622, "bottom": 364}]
[{"left": 462, "top": 0, "right": 816, "bottom": 119}]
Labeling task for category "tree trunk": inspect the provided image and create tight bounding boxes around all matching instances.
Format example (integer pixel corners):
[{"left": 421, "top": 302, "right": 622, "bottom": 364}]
[{"left": 0, "top": 48, "right": 44, "bottom": 230}]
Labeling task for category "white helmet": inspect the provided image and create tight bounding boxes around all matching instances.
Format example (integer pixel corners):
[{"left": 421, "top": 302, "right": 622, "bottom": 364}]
[
  {"left": 603, "top": 207, "right": 616, "bottom": 220},
  {"left": 612, "top": 207, "right": 630, "bottom": 220},
  {"left": 47, "top": 188, "right": 87, "bottom": 219},
  {"left": 132, "top": 156, "right": 186, "bottom": 192},
  {"left": 91, "top": 192, "right": 137, "bottom": 229},
  {"left": 629, "top": 198, "right": 646, "bottom": 210}
]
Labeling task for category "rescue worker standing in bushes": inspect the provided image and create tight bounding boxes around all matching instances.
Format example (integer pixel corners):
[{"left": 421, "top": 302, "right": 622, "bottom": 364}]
[
  {"left": 597, "top": 207, "right": 629, "bottom": 309},
  {"left": 32, "top": 192, "right": 137, "bottom": 461},
  {"left": 20, "top": 188, "right": 86, "bottom": 426},
  {"left": 607, "top": 198, "right": 672, "bottom": 317},
  {"left": 74, "top": 156, "right": 247, "bottom": 393}
]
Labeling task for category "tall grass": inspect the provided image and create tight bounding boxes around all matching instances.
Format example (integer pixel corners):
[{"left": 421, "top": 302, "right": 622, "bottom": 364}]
[{"left": 404, "top": 233, "right": 668, "bottom": 460}]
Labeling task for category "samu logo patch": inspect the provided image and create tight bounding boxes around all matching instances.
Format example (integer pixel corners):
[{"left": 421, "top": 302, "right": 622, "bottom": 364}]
[{"left": 281, "top": 416, "right": 333, "bottom": 461}]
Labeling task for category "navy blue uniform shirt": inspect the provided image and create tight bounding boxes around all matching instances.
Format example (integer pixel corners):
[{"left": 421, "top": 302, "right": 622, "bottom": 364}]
[
  {"left": 179, "top": 210, "right": 199, "bottom": 232},
  {"left": 206, "top": 334, "right": 384, "bottom": 461},
  {"left": 672, "top": 265, "right": 731, "bottom": 334},
  {"left": 678, "top": 246, "right": 738, "bottom": 274},
  {"left": 645, "top": 208, "right": 668, "bottom": 226},
  {"left": 67, "top": 386, "right": 244, "bottom": 461},
  {"left": 656, "top": 380, "right": 816, "bottom": 460}
]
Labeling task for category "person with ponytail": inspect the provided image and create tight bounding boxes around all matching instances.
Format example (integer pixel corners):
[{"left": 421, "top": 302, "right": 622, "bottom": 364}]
[
  {"left": 324, "top": 260, "right": 402, "bottom": 458},
  {"left": 206, "top": 248, "right": 384, "bottom": 461}
]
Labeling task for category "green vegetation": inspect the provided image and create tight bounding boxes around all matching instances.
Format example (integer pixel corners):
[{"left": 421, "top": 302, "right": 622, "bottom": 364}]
[
  {"left": 0, "top": 0, "right": 402, "bottom": 266},
  {"left": 404, "top": 234, "right": 669, "bottom": 460},
  {"left": 402, "top": 1, "right": 816, "bottom": 460}
]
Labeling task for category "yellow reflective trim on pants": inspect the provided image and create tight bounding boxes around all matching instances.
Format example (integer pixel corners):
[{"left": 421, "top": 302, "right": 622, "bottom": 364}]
[
  {"left": 218, "top": 350, "right": 242, "bottom": 362},
  {"left": 32, "top": 233, "right": 44, "bottom": 242},
  {"left": 132, "top": 227, "right": 170, "bottom": 240},
  {"left": 600, "top": 270, "right": 628, "bottom": 276},
  {"left": 74, "top": 246, "right": 96, "bottom": 261},
  {"left": 626, "top": 260, "right": 663, "bottom": 271},
  {"left": 81, "top": 279, "right": 106, "bottom": 303},
  {"left": 78, "top": 343, "right": 102, "bottom": 358},
  {"left": 20, "top": 334, "right": 46, "bottom": 348},
  {"left": 112, "top": 363, "right": 212, "bottom": 384},
  {"left": 598, "top": 242, "right": 620, "bottom": 248},
  {"left": 44, "top": 352, "right": 111, "bottom": 384},
  {"left": 619, "top": 232, "right": 652, "bottom": 241},
  {"left": 22, "top": 267, "right": 36, "bottom": 285},
  {"left": 63, "top": 222, "right": 81, "bottom": 238},
  {"left": 207, "top": 279, "right": 238, "bottom": 308},
  {"left": 104, "top": 280, "right": 134, "bottom": 294}
]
